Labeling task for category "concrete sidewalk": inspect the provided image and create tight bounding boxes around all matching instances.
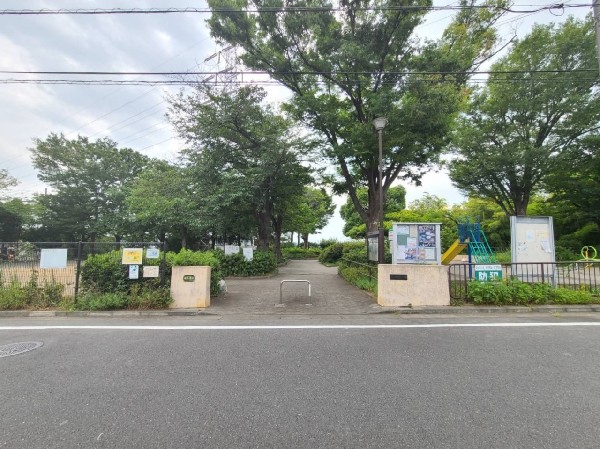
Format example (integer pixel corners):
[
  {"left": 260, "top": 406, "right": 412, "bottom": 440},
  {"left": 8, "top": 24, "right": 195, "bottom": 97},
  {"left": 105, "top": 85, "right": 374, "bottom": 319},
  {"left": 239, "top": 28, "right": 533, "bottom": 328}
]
[{"left": 210, "top": 259, "right": 377, "bottom": 315}]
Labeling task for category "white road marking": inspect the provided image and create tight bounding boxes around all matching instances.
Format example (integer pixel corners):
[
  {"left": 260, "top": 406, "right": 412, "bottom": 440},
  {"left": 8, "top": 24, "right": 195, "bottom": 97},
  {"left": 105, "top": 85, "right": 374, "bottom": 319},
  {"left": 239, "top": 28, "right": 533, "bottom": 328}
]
[{"left": 0, "top": 323, "right": 599, "bottom": 330}]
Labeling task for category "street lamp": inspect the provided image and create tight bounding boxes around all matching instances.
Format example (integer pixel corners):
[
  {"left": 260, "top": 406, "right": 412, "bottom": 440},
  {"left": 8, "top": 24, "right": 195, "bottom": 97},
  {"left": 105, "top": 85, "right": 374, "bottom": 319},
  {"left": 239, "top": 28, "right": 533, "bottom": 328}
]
[{"left": 373, "top": 117, "right": 387, "bottom": 264}]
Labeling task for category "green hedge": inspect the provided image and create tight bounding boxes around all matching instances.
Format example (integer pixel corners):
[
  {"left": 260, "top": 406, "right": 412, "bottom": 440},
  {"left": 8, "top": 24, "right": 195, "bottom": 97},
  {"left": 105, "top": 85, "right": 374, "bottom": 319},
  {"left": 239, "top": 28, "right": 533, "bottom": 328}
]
[
  {"left": 467, "top": 280, "right": 597, "bottom": 305},
  {"left": 81, "top": 248, "right": 223, "bottom": 298},
  {"left": 282, "top": 247, "right": 321, "bottom": 259},
  {"left": 215, "top": 250, "right": 277, "bottom": 277}
]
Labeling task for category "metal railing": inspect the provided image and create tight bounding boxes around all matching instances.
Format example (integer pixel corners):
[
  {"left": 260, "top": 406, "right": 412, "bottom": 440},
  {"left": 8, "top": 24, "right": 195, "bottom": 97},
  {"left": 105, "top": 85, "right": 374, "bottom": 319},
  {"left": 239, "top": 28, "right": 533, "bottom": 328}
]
[
  {"left": 338, "top": 257, "right": 378, "bottom": 281},
  {"left": 449, "top": 261, "right": 600, "bottom": 301}
]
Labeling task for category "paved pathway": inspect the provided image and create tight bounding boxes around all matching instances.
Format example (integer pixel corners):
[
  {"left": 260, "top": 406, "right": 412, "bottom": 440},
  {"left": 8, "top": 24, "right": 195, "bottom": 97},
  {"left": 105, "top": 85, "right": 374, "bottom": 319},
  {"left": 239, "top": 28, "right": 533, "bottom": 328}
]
[{"left": 210, "top": 259, "right": 378, "bottom": 314}]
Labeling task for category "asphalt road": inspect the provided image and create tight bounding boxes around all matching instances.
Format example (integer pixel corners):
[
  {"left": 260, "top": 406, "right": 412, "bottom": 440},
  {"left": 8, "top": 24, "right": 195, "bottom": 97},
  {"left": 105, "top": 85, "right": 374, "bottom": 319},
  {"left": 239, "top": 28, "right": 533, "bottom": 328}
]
[{"left": 1, "top": 315, "right": 600, "bottom": 448}]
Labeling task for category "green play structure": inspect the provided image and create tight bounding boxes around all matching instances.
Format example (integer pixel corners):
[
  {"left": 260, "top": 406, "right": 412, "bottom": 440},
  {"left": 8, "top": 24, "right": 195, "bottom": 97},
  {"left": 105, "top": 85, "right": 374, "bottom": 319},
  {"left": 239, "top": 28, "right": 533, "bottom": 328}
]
[{"left": 442, "top": 220, "right": 497, "bottom": 265}]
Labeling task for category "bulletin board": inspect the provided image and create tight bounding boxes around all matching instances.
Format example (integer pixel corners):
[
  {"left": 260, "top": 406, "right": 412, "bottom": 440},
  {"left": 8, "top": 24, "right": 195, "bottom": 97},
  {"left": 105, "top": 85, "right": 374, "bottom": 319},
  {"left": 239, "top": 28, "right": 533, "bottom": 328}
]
[
  {"left": 390, "top": 223, "right": 442, "bottom": 265},
  {"left": 510, "top": 216, "right": 555, "bottom": 264}
]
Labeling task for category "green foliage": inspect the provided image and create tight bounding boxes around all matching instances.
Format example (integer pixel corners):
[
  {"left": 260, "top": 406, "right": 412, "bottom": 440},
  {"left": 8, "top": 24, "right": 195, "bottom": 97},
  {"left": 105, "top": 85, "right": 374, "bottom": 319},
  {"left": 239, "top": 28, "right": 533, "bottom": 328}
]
[
  {"left": 467, "top": 280, "right": 596, "bottom": 305},
  {"left": 449, "top": 16, "right": 599, "bottom": 217},
  {"left": 282, "top": 247, "right": 322, "bottom": 259},
  {"left": 0, "top": 272, "right": 65, "bottom": 310},
  {"left": 30, "top": 133, "right": 151, "bottom": 241},
  {"left": 554, "top": 246, "right": 581, "bottom": 262},
  {"left": 340, "top": 186, "right": 406, "bottom": 239},
  {"left": 338, "top": 266, "right": 377, "bottom": 294},
  {"left": 319, "top": 242, "right": 345, "bottom": 264},
  {"left": 72, "top": 292, "right": 129, "bottom": 311},
  {"left": 319, "top": 239, "right": 339, "bottom": 249},
  {"left": 215, "top": 250, "right": 277, "bottom": 278},
  {"left": 169, "top": 86, "right": 313, "bottom": 253},
  {"left": 81, "top": 251, "right": 128, "bottom": 294},
  {"left": 207, "top": 0, "right": 507, "bottom": 245},
  {"left": 126, "top": 285, "right": 172, "bottom": 309}
]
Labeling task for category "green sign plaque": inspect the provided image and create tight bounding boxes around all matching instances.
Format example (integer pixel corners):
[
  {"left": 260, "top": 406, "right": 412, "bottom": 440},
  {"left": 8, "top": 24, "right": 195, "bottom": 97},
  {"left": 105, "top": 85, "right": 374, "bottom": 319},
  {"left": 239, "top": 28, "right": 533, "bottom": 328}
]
[{"left": 183, "top": 275, "right": 195, "bottom": 282}]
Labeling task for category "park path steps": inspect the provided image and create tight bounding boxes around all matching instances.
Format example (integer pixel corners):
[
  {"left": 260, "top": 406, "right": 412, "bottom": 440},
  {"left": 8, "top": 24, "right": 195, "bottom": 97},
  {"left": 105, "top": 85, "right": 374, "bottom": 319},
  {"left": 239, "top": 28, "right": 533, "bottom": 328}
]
[{"left": 209, "top": 259, "right": 378, "bottom": 315}]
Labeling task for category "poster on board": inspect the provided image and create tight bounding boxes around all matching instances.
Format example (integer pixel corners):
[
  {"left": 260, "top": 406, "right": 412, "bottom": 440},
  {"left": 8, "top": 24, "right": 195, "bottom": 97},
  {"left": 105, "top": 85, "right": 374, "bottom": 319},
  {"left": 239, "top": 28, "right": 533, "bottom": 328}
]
[
  {"left": 122, "top": 248, "right": 143, "bottom": 265},
  {"left": 391, "top": 223, "right": 441, "bottom": 265}
]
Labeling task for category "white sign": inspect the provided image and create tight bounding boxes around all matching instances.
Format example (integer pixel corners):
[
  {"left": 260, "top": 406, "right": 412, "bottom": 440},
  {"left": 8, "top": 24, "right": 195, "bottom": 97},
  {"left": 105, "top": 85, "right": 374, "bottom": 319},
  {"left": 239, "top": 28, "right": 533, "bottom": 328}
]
[
  {"left": 143, "top": 265, "right": 159, "bottom": 278},
  {"left": 243, "top": 247, "right": 254, "bottom": 261},
  {"left": 39, "top": 248, "right": 68, "bottom": 269},
  {"left": 225, "top": 245, "right": 240, "bottom": 256},
  {"left": 129, "top": 265, "right": 139, "bottom": 279},
  {"left": 146, "top": 247, "right": 160, "bottom": 259}
]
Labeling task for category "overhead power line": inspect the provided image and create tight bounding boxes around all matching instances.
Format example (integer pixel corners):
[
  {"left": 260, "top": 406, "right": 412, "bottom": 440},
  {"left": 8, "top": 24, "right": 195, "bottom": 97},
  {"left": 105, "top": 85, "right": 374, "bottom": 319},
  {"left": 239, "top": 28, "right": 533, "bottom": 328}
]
[
  {"left": 1, "top": 78, "right": 596, "bottom": 86},
  {"left": 0, "top": 69, "right": 596, "bottom": 76},
  {"left": 0, "top": 4, "right": 589, "bottom": 15}
]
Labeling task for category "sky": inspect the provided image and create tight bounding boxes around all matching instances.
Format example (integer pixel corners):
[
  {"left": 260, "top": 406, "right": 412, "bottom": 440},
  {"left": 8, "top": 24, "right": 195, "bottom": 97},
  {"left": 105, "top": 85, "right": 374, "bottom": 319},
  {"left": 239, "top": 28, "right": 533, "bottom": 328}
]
[{"left": 0, "top": 1, "right": 592, "bottom": 241}]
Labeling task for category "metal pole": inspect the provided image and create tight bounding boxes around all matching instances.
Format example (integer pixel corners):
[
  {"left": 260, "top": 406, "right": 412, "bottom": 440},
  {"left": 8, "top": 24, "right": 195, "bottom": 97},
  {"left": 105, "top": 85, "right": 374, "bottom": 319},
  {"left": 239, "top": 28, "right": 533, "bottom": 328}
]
[
  {"left": 74, "top": 241, "right": 83, "bottom": 302},
  {"left": 378, "top": 129, "right": 385, "bottom": 264},
  {"left": 594, "top": 0, "right": 600, "bottom": 73}
]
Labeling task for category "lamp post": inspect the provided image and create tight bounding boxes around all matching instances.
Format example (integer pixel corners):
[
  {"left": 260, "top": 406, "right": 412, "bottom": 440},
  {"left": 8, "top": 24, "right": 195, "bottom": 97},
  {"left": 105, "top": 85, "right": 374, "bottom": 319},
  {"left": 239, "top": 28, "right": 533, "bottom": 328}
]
[{"left": 373, "top": 116, "right": 387, "bottom": 264}]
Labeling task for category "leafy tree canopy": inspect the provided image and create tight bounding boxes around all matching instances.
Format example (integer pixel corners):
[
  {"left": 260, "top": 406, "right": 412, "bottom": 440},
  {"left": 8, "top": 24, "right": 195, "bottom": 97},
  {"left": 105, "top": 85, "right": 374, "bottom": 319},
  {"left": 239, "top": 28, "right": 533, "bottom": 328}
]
[
  {"left": 448, "top": 15, "right": 600, "bottom": 216},
  {"left": 206, "top": 0, "right": 508, "bottom": 234},
  {"left": 30, "top": 133, "right": 151, "bottom": 241}
]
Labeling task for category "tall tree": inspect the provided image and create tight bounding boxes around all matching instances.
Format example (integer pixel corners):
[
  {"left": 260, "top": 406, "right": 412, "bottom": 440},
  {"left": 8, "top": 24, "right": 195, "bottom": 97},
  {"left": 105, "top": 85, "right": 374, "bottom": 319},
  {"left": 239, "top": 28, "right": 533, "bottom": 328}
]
[
  {"left": 169, "top": 86, "right": 312, "bottom": 257},
  {"left": 340, "top": 185, "right": 406, "bottom": 239},
  {"left": 544, "top": 134, "right": 600, "bottom": 229},
  {"left": 0, "top": 169, "right": 17, "bottom": 196},
  {"left": 125, "top": 162, "right": 203, "bottom": 248},
  {"left": 30, "top": 134, "right": 150, "bottom": 242},
  {"left": 206, "top": 0, "right": 507, "bottom": 234},
  {"left": 284, "top": 187, "right": 335, "bottom": 248},
  {"left": 449, "top": 15, "right": 600, "bottom": 216}
]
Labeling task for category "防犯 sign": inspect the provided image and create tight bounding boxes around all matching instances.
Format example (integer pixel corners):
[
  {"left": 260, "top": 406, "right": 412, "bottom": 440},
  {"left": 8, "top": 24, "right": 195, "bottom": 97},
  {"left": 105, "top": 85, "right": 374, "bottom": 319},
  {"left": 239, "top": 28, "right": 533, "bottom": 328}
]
[{"left": 474, "top": 264, "right": 503, "bottom": 282}]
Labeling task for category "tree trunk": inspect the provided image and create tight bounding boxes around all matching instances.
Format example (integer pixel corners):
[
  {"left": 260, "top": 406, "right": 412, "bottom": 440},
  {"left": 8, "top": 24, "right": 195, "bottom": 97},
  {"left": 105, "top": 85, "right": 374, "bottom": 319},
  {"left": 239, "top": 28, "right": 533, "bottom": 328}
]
[
  {"left": 273, "top": 217, "right": 283, "bottom": 261},
  {"left": 302, "top": 233, "right": 309, "bottom": 249},
  {"left": 114, "top": 234, "right": 121, "bottom": 251},
  {"left": 256, "top": 209, "right": 271, "bottom": 251},
  {"left": 180, "top": 226, "right": 189, "bottom": 249}
]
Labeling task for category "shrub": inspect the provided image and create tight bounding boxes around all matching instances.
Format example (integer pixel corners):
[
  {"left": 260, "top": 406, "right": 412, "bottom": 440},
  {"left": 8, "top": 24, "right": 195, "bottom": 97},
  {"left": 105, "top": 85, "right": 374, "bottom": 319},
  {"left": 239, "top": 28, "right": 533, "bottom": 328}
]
[
  {"left": 282, "top": 247, "right": 321, "bottom": 259},
  {"left": 73, "top": 292, "right": 128, "bottom": 311},
  {"left": 0, "top": 281, "right": 27, "bottom": 310},
  {"left": 338, "top": 265, "right": 377, "bottom": 294},
  {"left": 0, "top": 272, "right": 65, "bottom": 310},
  {"left": 81, "top": 251, "right": 129, "bottom": 294},
  {"left": 467, "top": 279, "right": 596, "bottom": 305},
  {"left": 215, "top": 250, "right": 277, "bottom": 277},
  {"left": 127, "top": 285, "right": 172, "bottom": 309},
  {"left": 319, "top": 242, "right": 344, "bottom": 264},
  {"left": 319, "top": 239, "right": 339, "bottom": 249}
]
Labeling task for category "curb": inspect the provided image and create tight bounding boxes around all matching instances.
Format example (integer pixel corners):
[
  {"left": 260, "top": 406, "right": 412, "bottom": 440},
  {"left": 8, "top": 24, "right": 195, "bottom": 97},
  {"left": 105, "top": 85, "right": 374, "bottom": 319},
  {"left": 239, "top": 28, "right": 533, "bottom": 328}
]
[
  {"left": 0, "top": 305, "right": 599, "bottom": 318},
  {"left": 0, "top": 309, "right": 220, "bottom": 318},
  {"left": 369, "top": 305, "right": 600, "bottom": 314}
]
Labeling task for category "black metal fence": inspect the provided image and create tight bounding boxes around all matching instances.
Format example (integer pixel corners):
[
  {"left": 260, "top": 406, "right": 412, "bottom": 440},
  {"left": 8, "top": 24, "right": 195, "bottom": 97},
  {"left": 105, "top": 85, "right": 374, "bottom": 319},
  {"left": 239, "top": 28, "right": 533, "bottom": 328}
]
[
  {"left": 0, "top": 241, "right": 167, "bottom": 299},
  {"left": 449, "top": 261, "right": 600, "bottom": 300}
]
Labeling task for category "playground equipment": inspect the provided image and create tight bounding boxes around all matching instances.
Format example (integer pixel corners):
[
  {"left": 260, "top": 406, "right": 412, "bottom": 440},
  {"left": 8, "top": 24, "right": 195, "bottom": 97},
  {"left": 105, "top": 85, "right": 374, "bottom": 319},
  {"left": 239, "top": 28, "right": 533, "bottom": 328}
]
[{"left": 442, "top": 221, "right": 497, "bottom": 265}]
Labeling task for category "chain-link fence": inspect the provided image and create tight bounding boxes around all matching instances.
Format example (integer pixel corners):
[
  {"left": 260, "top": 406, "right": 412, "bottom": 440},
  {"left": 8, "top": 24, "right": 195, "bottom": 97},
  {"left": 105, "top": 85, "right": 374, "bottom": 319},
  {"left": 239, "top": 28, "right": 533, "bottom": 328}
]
[{"left": 0, "top": 241, "right": 167, "bottom": 299}]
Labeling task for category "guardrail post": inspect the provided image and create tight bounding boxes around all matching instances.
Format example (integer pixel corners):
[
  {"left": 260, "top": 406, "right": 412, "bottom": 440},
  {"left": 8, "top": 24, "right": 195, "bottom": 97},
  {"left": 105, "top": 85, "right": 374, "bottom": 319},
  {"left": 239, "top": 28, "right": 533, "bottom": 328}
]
[{"left": 279, "top": 280, "right": 311, "bottom": 305}]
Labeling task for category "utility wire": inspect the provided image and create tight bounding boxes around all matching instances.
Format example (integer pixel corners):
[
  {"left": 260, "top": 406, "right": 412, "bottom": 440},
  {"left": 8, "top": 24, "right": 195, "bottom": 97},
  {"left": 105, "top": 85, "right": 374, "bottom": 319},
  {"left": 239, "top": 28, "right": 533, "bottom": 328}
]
[
  {"left": 0, "top": 69, "right": 595, "bottom": 76},
  {"left": 0, "top": 4, "right": 588, "bottom": 15},
  {"left": 1, "top": 78, "right": 595, "bottom": 86}
]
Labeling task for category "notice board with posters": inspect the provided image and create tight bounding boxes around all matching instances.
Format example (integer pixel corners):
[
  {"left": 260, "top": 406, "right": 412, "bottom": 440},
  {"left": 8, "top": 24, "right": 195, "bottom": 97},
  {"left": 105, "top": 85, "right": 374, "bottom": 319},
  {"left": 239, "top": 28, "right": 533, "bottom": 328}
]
[
  {"left": 390, "top": 223, "right": 442, "bottom": 265},
  {"left": 510, "top": 216, "right": 556, "bottom": 283},
  {"left": 510, "top": 216, "right": 555, "bottom": 264}
]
